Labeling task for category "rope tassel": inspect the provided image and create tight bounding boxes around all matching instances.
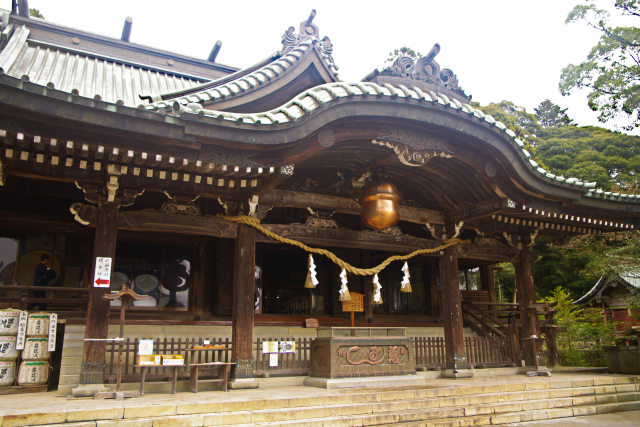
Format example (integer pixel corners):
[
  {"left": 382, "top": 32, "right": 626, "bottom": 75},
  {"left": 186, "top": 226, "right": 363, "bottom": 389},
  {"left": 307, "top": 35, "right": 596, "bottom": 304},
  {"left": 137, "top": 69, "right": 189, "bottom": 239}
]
[
  {"left": 372, "top": 274, "right": 383, "bottom": 305},
  {"left": 338, "top": 269, "right": 351, "bottom": 301},
  {"left": 401, "top": 261, "right": 412, "bottom": 293},
  {"left": 305, "top": 254, "right": 319, "bottom": 288}
]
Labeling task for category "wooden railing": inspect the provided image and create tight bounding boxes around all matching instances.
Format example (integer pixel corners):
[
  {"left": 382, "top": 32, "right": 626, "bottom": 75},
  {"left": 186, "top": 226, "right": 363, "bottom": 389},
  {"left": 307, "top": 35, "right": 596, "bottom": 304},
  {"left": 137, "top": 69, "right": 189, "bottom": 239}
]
[
  {"left": 254, "top": 337, "right": 312, "bottom": 376},
  {"left": 412, "top": 336, "right": 446, "bottom": 370},
  {"left": 413, "top": 335, "right": 517, "bottom": 369},
  {"left": 104, "top": 337, "right": 232, "bottom": 383},
  {"left": 0, "top": 285, "right": 89, "bottom": 312},
  {"left": 104, "top": 334, "right": 518, "bottom": 383}
]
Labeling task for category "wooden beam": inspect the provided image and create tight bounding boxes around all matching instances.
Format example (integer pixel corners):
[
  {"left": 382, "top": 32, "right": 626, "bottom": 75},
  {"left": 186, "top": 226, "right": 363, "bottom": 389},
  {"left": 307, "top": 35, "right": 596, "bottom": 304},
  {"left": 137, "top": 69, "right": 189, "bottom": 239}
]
[{"left": 260, "top": 189, "right": 445, "bottom": 224}]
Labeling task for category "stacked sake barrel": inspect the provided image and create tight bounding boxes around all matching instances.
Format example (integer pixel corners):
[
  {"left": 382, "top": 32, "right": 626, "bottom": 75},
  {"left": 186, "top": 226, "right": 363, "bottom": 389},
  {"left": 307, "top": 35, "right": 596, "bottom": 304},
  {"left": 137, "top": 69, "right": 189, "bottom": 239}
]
[
  {"left": 0, "top": 309, "right": 21, "bottom": 387},
  {"left": 18, "top": 313, "right": 50, "bottom": 386}
]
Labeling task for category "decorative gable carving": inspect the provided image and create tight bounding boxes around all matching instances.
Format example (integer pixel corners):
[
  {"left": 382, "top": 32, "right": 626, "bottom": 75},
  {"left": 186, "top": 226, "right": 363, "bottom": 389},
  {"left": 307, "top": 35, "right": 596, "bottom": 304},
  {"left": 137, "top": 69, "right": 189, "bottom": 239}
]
[{"left": 279, "top": 10, "right": 336, "bottom": 68}]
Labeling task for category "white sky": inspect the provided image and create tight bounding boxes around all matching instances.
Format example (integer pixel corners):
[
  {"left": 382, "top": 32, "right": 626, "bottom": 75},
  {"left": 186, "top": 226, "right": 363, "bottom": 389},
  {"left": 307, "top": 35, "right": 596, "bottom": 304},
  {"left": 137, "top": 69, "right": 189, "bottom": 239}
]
[{"left": 25, "top": 0, "right": 633, "bottom": 134}]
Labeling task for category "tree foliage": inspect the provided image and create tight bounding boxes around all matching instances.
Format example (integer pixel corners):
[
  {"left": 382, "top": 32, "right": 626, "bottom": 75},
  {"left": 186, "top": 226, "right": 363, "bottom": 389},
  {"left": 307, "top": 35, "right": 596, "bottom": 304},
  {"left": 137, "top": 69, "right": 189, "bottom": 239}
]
[
  {"left": 560, "top": 1, "right": 640, "bottom": 130},
  {"left": 386, "top": 46, "right": 422, "bottom": 63},
  {"left": 541, "top": 286, "right": 616, "bottom": 366},
  {"left": 535, "top": 99, "right": 574, "bottom": 127},
  {"left": 29, "top": 8, "right": 44, "bottom": 19}
]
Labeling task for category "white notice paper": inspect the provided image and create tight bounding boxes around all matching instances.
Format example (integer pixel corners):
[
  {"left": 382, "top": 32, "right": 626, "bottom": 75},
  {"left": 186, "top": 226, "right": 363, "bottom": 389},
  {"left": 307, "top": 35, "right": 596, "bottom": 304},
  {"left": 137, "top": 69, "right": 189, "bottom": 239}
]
[
  {"left": 93, "top": 257, "right": 112, "bottom": 288},
  {"left": 269, "top": 353, "right": 278, "bottom": 367}
]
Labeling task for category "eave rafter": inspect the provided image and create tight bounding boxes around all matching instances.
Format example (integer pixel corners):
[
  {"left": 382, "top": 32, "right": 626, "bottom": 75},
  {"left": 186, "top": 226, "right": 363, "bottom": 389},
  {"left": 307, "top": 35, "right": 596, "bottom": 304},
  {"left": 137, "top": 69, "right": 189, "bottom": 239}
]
[{"left": 0, "top": 128, "right": 293, "bottom": 200}]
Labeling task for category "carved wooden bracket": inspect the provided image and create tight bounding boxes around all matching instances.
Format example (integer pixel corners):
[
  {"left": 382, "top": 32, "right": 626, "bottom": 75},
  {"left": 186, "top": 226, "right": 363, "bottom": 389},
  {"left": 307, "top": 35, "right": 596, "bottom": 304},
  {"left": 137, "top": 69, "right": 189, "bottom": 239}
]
[
  {"left": 372, "top": 128, "right": 453, "bottom": 167},
  {"left": 501, "top": 231, "right": 538, "bottom": 250},
  {"left": 161, "top": 192, "right": 201, "bottom": 216},
  {"left": 304, "top": 208, "right": 338, "bottom": 229},
  {"left": 75, "top": 178, "right": 144, "bottom": 207},
  {"left": 70, "top": 202, "right": 97, "bottom": 226},
  {"left": 426, "top": 221, "right": 463, "bottom": 240}
]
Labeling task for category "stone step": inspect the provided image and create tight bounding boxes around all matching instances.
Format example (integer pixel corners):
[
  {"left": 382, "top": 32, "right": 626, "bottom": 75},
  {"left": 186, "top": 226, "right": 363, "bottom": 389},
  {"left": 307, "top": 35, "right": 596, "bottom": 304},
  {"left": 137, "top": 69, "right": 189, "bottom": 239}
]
[
  {"left": 217, "top": 399, "right": 640, "bottom": 426},
  {"left": 6, "top": 376, "right": 639, "bottom": 426}
]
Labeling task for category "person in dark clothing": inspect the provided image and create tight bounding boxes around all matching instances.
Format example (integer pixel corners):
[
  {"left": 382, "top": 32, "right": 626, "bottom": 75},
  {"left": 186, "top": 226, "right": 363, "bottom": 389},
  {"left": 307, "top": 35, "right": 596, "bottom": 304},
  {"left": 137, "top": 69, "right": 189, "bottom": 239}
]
[{"left": 30, "top": 253, "right": 56, "bottom": 310}]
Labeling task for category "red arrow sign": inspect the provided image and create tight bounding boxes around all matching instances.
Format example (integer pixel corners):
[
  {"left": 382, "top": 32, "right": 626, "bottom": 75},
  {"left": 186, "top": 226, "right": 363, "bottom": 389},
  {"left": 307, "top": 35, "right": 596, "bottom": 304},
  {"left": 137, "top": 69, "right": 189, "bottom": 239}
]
[{"left": 95, "top": 278, "right": 110, "bottom": 286}]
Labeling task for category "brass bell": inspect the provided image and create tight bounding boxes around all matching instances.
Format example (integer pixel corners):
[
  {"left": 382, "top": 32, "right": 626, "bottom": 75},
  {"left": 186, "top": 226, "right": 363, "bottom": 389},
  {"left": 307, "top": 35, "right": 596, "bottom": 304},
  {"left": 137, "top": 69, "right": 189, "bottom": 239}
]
[{"left": 360, "top": 180, "right": 401, "bottom": 230}]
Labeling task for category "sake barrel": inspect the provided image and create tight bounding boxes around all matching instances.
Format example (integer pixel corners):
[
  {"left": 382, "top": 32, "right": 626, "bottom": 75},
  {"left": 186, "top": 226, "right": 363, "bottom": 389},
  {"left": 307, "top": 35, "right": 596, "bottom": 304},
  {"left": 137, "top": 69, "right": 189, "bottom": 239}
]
[
  {"left": 22, "top": 337, "right": 49, "bottom": 361},
  {"left": 0, "top": 335, "right": 18, "bottom": 361},
  {"left": 18, "top": 361, "right": 49, "bottom": 385},
  {"left": 0, "top": 309, "right": 21, "bottom": 335},
  {"left": 0, "top": 361, "right": 16, "bottom": 386},
  {"left": 26, "top": 313, "right": 49, "bottom": 337}
]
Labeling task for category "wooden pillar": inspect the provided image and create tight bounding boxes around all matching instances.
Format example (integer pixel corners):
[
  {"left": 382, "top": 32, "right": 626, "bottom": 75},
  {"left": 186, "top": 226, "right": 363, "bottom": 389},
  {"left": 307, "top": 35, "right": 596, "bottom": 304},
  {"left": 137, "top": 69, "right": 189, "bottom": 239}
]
[
  {"left": 438, "top": 245, "right": 470, "bottom": 374},
  {"left": 515, "top": 245, "right": 540, "bottom": 366},
  {"left": 427, "top": 258, "right": 440, "bottom": 319},
  {"left": 231, "top": 224, "right": 256, "bottom": 379},
  {"left": 482, "top": 265, "right": 496, "bottom": 305},
  {"left": 79, "top": 203, "right": 119, "bottom": 384}
]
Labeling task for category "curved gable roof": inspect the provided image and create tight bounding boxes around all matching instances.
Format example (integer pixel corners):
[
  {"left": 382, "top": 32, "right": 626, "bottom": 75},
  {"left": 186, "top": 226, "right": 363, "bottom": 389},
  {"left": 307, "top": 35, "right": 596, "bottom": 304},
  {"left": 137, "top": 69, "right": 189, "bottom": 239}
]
[{"left": 145, "top": 11, "right": 339, "bottom": 114}]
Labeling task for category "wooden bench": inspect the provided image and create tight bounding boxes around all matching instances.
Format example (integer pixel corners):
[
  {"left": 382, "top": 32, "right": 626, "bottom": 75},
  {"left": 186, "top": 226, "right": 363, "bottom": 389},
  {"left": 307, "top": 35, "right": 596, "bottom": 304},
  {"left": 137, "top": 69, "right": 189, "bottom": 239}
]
[
  {"left": 136, "top": 365, "right": 180, "bottom": 396},
  {"left": 189, "top": 362, "right": 234, "bottom": 392}
]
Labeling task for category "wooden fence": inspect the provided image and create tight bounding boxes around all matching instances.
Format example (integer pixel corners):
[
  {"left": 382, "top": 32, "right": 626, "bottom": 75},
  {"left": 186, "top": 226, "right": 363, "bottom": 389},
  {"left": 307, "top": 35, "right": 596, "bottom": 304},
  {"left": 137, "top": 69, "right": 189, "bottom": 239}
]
[
  {"left": 254, "top": 337, "right": 312, "bottom": 376},
  {"left": 104, "top": 337, "right": 232, "bottom": 383},
  {"left": 104, "top": 335, "right": 516, "bottom": 383}
]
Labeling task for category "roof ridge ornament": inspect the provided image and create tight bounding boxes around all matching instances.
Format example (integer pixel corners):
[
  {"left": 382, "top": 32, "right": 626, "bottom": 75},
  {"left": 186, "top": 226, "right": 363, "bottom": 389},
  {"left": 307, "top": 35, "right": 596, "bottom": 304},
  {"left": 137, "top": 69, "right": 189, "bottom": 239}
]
[
  {"left": 387, "top": 44, "right": 464, "bottom": 97},
  {"left": 279, "top": 9, "right": 336, "bottom": 68}
]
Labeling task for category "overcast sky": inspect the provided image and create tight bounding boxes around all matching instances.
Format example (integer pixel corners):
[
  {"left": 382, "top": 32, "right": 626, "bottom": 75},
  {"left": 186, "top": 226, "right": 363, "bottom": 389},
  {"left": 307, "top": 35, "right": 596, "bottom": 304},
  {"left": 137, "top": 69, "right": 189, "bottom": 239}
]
[{"left": 24, "top": 0, "right": 633, "bottom": 134}]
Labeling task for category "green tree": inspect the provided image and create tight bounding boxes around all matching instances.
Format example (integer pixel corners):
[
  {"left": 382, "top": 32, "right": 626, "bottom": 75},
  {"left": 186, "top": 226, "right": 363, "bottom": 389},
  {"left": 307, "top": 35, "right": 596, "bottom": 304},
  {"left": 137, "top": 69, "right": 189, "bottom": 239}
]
[
  {"left": 386, "top": 47, "right": 422, "bottom": 63},
  {"left": 541, "top": 286, "right": 616, "bottom": 366},
  {"left": 29, "top": 8, "right": 44, "bottom": 19},
  {"left": 560, "top": 1, "right": 640, "bottom": 130},
  {"left": 535, "top": 125, "right": 640, "bottom": 191},
  {"left": 534, "top": 99, "right": 574, "bottom": 128}
]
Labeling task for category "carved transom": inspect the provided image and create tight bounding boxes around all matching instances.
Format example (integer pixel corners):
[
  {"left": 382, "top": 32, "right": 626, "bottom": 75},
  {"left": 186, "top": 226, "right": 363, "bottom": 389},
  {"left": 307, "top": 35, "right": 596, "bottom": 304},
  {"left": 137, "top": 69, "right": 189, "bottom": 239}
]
[{"left": 372, "top": 128, "right": 454, "bottom": 167}]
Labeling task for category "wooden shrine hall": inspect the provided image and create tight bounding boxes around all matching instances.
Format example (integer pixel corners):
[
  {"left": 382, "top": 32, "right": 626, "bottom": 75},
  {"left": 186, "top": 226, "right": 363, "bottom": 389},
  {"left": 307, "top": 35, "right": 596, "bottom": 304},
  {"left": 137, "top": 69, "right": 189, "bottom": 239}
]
[{"left": 0, "top": 5, "right": 638, "bottom": 390}]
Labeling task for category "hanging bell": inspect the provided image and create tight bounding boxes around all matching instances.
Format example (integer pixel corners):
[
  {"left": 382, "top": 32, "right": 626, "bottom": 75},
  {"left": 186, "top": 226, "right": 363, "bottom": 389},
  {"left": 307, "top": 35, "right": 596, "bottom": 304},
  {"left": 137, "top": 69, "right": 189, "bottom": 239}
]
[{"left": 360, "top": 179, "right": 401, "bottom": 230}]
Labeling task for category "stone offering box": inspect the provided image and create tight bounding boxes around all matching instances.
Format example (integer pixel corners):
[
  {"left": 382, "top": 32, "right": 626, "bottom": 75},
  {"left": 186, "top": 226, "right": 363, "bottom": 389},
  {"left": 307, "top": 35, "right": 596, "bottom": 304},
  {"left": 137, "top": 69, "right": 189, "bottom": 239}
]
[{"left": 310, "top": 327, "right": 415, "bottom": 378}]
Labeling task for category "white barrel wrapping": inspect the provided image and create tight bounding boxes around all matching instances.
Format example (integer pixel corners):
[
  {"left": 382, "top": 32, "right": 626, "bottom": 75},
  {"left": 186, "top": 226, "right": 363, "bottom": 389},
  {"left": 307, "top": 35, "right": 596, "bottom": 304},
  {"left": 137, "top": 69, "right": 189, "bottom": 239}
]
[
  {"left": 0, "top": 361, "right": 16, "bottom": 386},
  {"left": 22, "top": 337, "right": 49, "bottom": 361},
  {"left": 18, "top": 361, "right": 49, "bottom": 385},
  {"left": 26, "top": 314, "right": 49, "bottom": 337},
  {"left": 0, "top": 310, "right": 21, "bottom": 335},
  {"left": 0, "top": 336, "right": 18, "bottom": 361}
]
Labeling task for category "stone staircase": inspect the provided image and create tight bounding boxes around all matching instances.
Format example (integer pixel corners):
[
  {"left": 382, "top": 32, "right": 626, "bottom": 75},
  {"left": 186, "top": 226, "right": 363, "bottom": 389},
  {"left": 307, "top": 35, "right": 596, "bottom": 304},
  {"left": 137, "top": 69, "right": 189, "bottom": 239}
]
[
  {"left": 3, "top": 374, "right": 639, "bottom": 426},
  {"left": 220, "top": 378, "right": 640, "bottom": 426},
  {"left": 56, "top": 323, "right": 85, "bottom": 396}
]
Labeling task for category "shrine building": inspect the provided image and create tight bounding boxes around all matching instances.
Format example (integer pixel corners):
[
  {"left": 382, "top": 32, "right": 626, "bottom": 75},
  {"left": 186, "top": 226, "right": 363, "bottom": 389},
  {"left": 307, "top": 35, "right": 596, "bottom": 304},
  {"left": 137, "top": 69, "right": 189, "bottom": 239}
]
[{"left": 0, "top": 5, "right": 638, "bottom": 392}]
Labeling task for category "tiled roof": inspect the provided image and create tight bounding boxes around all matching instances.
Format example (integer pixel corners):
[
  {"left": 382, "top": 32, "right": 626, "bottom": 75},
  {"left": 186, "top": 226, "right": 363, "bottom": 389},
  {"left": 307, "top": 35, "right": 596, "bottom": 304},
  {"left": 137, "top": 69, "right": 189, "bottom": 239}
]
[
  {"left": 147, "top": 38, "right": 339, "bottom": 110},
  {"left": 574, "top": 270, "right": 640, "bottom": 305},
  {"left": 0, "top": 25, "right": 207, "bottom": 107},
  {"left": 167, "top": 80, "right": 639, "bottom": 204}
]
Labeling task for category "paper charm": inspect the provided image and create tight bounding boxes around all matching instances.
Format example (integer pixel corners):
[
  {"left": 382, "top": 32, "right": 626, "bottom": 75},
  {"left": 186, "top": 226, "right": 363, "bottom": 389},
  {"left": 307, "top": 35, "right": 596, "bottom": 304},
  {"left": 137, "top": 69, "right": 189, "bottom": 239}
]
[
  {"left": 338, "top": 269, "right": 351, "bottom": 301},
  {"left": 372, "top": 273, "right": 383, "bottom": 305},
  {"left": 304, "top": 254, "right": 319, "bottom": 288},
  {"left": 401, "top": 261, "right": 412, "bottom": 293}
]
